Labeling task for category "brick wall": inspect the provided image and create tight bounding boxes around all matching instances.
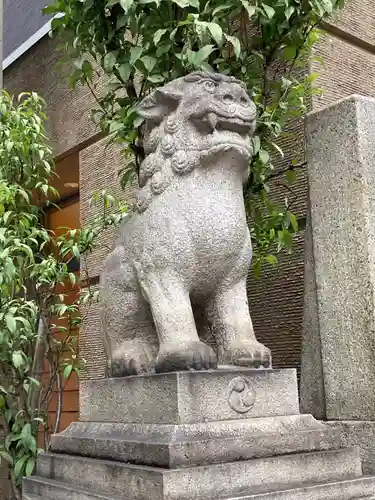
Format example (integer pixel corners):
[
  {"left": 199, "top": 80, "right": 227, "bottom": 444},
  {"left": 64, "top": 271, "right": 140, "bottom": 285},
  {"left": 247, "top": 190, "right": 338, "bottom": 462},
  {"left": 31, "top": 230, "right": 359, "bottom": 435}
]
[{"left": 248, "top": 1, "right": 375, "bottom": 373}]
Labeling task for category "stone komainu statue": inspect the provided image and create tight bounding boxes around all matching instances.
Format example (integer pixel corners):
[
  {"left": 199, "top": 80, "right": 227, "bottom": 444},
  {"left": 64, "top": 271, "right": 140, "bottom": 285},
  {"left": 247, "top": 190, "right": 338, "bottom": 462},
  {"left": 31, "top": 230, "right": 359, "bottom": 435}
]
[{"left": 100, "top": 71, "right": 271, "bottom": 377}]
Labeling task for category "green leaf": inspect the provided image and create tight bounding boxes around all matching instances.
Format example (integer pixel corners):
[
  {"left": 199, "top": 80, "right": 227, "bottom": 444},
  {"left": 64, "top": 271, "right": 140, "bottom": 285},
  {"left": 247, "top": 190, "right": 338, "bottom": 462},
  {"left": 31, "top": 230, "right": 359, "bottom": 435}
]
[
  {"left": 103, "top": 52, "right": 117, "bottom": 73},
  {"left": 259, "top": 149, "right": 270, "bottom": 164},
  {"left": 285, "top": 6, "right": 295, "bottom": 20},
  {"left": 188, "top": 0, "right": 200, "bottom": 8},
  {"left": 130, "top": 46, "right": 143, "bottom": 64},
  {"left": 116, "top": 15, "right": 127, "bottom": 29},
  {"left": 252, "top": 136, "right": 261, "bottom": 155},
  {"left": 119, "top": 0, "right": 134, "bottom": 12},
  {"left": 240, "top": 0, "right": 256, "bottom": 18},
  {"left": 25, "top": 457, "right": 35, "bottom": 477},
  {"left": 0, "top": 451, "right": 13, "bottom": 466},
  {"left": 212, "top": 3, "right": 232, "bottom": 15},
  {"left": 283, "top": 229, "right": 293, "bottom": 249},
  {"left": 14, "top": 455, "right": 28, "bottom": 479},
  {"left": 171, "top": 0, "right": 189, "bottom": 7},
  {"left": 265, "top": 255, "right": 277, "bottom": 265},
  {"left": 187, "top": 45, "right": 216, "bottom": 68},
  {"left": 283, "top": 45, "right": 297, "bottom": 61},
  {"left": 118, "top": 63, "right": 132, "bottom": 83},
  {"left": 82, "top": 60, "right": 93, "bottom": 82},
  {"left": 6, "top": 314, "right": 16, "bottom": 333},
  {"left": 262, "top": 4, "right": 275, "bottom": 18},
  {"left": 289, "top": 213, "right": 299, "bottom": 232},
  {"left": 207, "top": 23, "right": 223, "bottom": 45},
  {"left": 153, "top": 29, "right": 167, "bottom": 46},
  {"left": 141, "top": 56, "right": 157, "bottom": 73},
  {"left": 225, "top": 34, "right": 241, "bottom": 58},
  {"left": 28, "top": 377, "right": 40, "bottom": 388},
  {"left": 285, "top": 169, "right": 297, "bottom": 185},
  {"left": 63, "top": 364, "right": 73, "bottom": 381},
  {"left": 12, "top": 352, "right": 24, "bottom": 369},
  {"left": 147, "top": 74, "right": 165, "bottom": 83}
]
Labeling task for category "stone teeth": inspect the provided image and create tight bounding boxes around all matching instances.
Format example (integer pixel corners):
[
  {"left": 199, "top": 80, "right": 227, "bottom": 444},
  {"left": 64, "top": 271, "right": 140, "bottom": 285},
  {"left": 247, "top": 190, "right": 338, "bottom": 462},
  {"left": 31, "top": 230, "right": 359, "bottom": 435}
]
[{"left": 207, "top": 113, "right": 218, "bottom": 130}]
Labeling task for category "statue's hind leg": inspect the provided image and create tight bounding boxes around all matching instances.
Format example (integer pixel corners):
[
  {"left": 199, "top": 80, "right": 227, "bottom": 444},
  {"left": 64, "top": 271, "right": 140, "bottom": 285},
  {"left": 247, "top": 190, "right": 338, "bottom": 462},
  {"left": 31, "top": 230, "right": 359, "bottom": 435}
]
[
  {"left": 101, "top": 286, "right": 158, "bottom": 377},
  {"left": 101, "top": 251, "right": 158, "bottom": 377}
]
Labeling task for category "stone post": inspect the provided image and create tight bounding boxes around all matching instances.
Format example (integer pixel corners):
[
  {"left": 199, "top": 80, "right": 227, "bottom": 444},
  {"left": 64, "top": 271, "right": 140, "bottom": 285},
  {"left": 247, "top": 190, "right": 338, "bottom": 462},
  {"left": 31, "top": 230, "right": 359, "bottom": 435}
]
[{"left": 300, "top": 94, "right": 375, "bottom": 473}]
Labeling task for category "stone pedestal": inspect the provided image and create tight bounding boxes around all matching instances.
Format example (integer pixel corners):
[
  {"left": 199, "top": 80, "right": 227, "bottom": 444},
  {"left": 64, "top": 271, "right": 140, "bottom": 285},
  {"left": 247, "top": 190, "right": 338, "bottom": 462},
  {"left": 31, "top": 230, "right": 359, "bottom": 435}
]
[
  {"left": 23, "top": 368, "right": 375, "bottom": 499},
  {"left": 300, "top": 95, "right": 375, "bottom": 472}
]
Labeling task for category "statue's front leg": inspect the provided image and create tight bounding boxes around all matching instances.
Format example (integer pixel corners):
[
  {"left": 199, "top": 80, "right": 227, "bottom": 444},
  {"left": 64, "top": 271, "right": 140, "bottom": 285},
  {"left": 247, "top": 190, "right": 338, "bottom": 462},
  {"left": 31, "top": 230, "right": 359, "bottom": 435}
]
[
  {"left": 211, "top": 279, "right": 271, "bottom": 369},
  {"left": 138, "top": 267, "right": 217, "bottom": 373}
]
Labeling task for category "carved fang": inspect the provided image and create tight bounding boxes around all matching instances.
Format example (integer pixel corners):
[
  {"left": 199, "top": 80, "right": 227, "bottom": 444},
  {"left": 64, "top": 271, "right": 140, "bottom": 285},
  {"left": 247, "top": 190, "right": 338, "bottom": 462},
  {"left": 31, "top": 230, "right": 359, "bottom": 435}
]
[{"left": 207, "top": 112, "right": 218, "bottom": 130}]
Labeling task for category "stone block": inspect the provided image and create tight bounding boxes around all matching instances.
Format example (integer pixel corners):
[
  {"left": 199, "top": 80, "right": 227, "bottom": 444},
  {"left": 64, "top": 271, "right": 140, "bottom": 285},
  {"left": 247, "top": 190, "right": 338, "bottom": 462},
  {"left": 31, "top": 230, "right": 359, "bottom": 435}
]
[
  {"left": 26, "top": 447, "right": 361, "bottom": 500},
  {"left": 22, "top": 475, "right": 375, "bottom": 500},
  {"left": 300, "top": 95, "right": 375, "bottom": 421},
  {"left": 50, "top": 415, "right": 341, "bottom": 468},
  {"left": 80, "top": 368, "right": 299, "bottom": 424},
  {"left": 327, "top": 421, "right": 375, "bottom": 475}
]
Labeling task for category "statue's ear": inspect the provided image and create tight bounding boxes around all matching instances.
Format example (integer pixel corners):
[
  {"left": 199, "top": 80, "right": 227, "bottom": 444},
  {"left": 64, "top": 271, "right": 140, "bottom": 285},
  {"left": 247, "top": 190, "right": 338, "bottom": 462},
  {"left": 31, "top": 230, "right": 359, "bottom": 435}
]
[{"left": 138, "top": 81, "right": 183, "bottom": 123}]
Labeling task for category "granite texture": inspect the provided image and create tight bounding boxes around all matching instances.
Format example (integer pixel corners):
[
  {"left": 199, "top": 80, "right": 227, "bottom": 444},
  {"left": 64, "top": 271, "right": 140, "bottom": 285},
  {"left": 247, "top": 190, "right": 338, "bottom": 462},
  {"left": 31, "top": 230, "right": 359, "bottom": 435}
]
[
  {"left": 79, "top": 368, "right": 298, "bottom": 423},
  {"left": 327, "top": 421, "right": 375, "bottom": 475},
  {"left": 22, "top": 476, "right": 375, "bottom": 500},
  {"left": 299, "top": 205, "right": 325, "bottom": 419},
  {"left": 100, "top": 71, "right": 271, "bottom": 377},
  {"left": 300, "top": 95, "right": 375, "bottom": 421},
  {"left": 50, "top": 415, "right": 341, "bottom": 467},
  {"left": 25, "top": 447, "right": 361, "bottom": 500}
]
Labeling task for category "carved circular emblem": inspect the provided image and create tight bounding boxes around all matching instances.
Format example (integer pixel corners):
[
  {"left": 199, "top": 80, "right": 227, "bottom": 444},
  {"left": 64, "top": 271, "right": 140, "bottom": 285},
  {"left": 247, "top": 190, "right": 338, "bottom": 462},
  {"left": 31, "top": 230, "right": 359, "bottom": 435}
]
[{"left": 228, "top": 377, "right": 256, "bottom": 414}]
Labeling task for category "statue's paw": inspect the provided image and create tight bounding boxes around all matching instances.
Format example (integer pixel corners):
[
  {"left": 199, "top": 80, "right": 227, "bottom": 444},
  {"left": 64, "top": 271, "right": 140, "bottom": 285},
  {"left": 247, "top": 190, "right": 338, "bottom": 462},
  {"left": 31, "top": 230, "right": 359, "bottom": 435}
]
[
  {"left": 110, "top": 343, "right": 157, "bottom": 377},
  {"left": 155, "top": 341, "right": 218, "bottom": 373},
  {"left": 224, "top": 340, "right": 272, "bottom": 369},
  {"left": 111, "top": 353, "right": 154, "bottom": 377}
]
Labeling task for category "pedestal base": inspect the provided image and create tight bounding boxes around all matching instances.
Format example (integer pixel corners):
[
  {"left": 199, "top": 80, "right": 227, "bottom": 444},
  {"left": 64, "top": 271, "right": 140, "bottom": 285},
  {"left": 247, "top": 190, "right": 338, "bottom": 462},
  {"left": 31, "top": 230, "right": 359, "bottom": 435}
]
[{"left": 22, "top": 369, "right": 375, "bottom": 500}]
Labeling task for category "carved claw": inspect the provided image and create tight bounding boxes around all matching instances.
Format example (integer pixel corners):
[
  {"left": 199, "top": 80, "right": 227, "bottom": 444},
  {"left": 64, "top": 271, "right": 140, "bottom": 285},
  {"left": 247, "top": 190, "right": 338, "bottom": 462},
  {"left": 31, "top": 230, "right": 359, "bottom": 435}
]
[
  {"left": 110, "top": 343, "right": 157, "bottom": 377},
  {"left": 222, "top": 341, "right": 271, "bottom": 369},
  {"left": 155, "top": 341, "right": 218, "bottom": 373}
]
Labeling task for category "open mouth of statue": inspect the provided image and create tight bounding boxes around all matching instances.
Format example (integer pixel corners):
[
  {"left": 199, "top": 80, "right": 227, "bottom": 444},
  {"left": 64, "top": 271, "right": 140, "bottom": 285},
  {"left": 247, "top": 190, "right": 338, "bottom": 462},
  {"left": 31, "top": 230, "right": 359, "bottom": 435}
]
[
  {"left": 205, "top": 140, "right": 252, "bottom": 158},
  {"left": 197, "top": 110, "right": 255, "bottom": 158},
  {"left": 206, "top": 126, "right": 252, "bottom": 158}
]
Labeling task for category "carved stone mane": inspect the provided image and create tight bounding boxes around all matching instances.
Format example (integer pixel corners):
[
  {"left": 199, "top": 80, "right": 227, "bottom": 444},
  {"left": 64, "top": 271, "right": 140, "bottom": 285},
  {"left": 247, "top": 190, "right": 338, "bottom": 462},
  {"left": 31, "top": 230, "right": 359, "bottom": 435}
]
[{"left": 135, "top": 72, "right": 254, "bottom": 213}]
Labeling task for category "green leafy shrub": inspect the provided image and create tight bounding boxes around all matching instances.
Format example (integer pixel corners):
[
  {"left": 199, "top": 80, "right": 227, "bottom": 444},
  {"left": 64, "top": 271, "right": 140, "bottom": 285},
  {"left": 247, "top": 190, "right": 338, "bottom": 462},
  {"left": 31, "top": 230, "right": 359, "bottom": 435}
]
[
  {"left": 45, "top": 0, "right": 345, "bottom": 272},
  {"left": 0, "top": 91, "right": 127, "bottom": 499}
]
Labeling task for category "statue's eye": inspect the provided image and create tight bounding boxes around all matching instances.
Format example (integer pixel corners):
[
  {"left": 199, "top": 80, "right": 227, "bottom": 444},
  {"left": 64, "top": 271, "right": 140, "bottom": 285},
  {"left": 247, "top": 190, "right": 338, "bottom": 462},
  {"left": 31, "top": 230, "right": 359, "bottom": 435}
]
[{"left": 203, "top": 80, "right": 216, "bottom": 92}]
